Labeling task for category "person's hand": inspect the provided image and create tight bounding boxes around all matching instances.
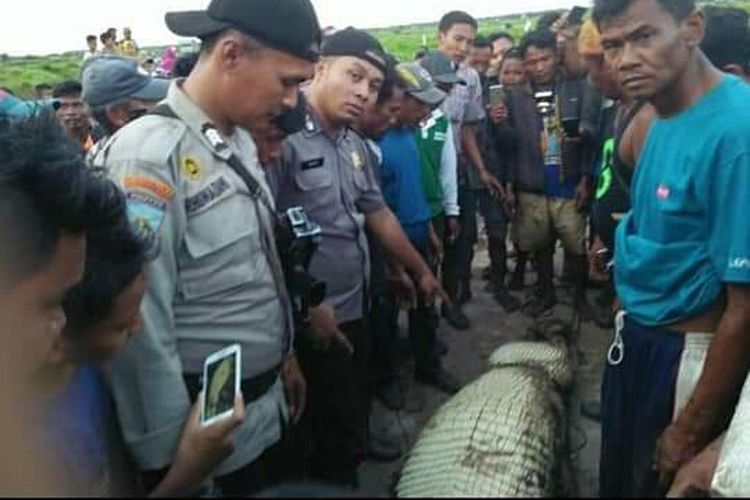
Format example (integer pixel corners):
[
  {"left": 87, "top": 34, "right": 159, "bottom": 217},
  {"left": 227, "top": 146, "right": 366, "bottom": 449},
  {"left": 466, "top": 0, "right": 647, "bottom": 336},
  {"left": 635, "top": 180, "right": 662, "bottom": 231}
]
[
  {"left": 489, "top": 102, "right": 509, "bottom": 124},
  {"left": 429, "top": 227, "right": 445, "bottom": 266},
  {"left": 416, "top": 271, "right": 451, "bottom": 308},
  {"left": 282, "top": 354, "right": 306, "bottom": 425},
  {"left": 655, "top": 422, "right": 708, "bottom": 490},
  {"left": 667, "top": 438, "right": 723, "bottom": 498},
  {"left": 588, "top": 236, "right": 609, "bottom": 275},
  {"left": 480, "top": 169, "right": 506, "bottom": 199},
  {"left": 574, "top": 176, "right": 590, "bottom": 212},
  {"left": 502, "top": 190, "right": 516, "bottom": 218},
  {"left": 171, "top": 393, "right": 245, "bottom": 488},
  {"left": 386, "top": 265, "right": 417, "bottom": 310},
  {"left": 446, "top": 217, "right": 461, "bottom": 245},
  {"left": 308, "top": 303, "right": 354, "bottom": 355}
]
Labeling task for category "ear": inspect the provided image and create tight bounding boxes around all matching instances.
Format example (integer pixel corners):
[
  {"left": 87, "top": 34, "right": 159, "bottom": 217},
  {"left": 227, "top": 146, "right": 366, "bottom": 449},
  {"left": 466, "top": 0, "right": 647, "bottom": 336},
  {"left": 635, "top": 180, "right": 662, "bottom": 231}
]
[
  {"left": 438, "top": 30, "right": 448, "bottom": 46},
  {"left": 682, "top": 9, "right": 705, "bottom": 49},
  {"left": 313, "top": 59, "right": 329, "bottom": 83},
  {"left": 215, "top": 33, "right": 245, "bottom": 72}
]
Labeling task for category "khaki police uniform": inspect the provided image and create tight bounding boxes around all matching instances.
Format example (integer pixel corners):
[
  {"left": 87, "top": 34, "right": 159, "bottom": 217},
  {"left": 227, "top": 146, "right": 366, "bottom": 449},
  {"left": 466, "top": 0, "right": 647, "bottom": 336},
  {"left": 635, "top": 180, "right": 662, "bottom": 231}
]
[
  {"left": 266, "top": 106, "right": 386, "bottom": 484},
  {"left": 103, "top": 81, "right": 294, "bottom": 475},
  {"left": 267, "top": 108, "right": 385, "bottom": 324}
]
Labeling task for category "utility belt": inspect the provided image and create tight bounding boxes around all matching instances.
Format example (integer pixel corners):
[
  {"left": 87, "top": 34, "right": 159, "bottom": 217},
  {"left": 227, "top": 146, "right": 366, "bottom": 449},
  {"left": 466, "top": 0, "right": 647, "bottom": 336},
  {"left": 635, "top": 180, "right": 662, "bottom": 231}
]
[{"left": 183, "top": 363, "right": 282, "bottom": 405}]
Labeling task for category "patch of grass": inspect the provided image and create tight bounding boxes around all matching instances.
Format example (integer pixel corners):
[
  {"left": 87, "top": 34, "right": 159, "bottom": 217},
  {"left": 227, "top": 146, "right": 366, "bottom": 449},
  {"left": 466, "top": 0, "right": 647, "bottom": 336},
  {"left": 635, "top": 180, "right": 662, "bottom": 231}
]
[{"left": 1, "top": 1, "right": 747, "bottom": 98}]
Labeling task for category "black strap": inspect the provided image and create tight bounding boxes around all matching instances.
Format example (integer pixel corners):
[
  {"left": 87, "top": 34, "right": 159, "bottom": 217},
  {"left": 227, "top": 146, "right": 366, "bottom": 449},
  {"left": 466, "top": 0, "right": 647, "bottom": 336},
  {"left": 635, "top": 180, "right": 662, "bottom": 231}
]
[
  {"left": 149, "top": 104, "right": 278, "bottom": 216},
  {"left": 610, "top": 100, "right": 647, "bottom": 198},
  {"left": 148, "top": 103, "right": 293, "bottom": 353},
  {"left": 183, "top": 363, "right": 282, "bottom": 405}
]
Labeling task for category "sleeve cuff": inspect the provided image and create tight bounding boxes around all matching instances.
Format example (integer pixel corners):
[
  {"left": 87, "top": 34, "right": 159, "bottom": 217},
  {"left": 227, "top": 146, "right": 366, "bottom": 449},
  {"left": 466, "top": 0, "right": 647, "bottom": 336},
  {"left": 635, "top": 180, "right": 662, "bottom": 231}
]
[{"left": 128, "top": 419, "right": 187, "bottom": 471}]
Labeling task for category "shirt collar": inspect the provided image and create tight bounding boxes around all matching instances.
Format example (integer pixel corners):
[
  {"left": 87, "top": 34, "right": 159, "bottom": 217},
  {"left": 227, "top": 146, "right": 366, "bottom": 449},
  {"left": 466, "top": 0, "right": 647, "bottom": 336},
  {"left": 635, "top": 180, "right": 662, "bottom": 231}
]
[{"left": 165, "top": 79, "right": 238, "bottom": 160}]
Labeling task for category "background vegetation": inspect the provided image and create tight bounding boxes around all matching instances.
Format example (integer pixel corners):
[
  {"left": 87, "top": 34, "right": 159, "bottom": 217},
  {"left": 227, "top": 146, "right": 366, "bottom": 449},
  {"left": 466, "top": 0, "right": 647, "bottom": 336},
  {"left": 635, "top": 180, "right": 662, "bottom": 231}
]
[{"left": 1, "top": 0, "right": 747, "bottom": 98}]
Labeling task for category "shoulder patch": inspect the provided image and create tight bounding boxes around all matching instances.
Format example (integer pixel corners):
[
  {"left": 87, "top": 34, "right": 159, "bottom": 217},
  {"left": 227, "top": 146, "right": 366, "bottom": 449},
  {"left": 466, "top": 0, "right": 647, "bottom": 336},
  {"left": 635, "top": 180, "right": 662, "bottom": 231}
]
[
  {"left": 124, "top": 176, "right": 175, "bottom": 200},
  {"left": 126, "top": 194, "right": 167, "bottom": 259},
  {"left": 181, "top": 156, "right": 203, "bottom": 181}
]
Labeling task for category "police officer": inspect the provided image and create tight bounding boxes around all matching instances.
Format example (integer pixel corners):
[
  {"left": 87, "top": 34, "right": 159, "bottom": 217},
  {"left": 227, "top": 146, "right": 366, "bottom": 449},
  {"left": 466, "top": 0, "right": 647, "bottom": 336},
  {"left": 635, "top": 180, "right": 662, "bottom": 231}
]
[
  {"left": 268, "top": 28, "right": 446, "bottom": 487},
  {"left": 101, "top": 0, "right": 321, "bottom": 495},
  {"left": 81, "top": 56, "right": 169, "bottom": 168}
]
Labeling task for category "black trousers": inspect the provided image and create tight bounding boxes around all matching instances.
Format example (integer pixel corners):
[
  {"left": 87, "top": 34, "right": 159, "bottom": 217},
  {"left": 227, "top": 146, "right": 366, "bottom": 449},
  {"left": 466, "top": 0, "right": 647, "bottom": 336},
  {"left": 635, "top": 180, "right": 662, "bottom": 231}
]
[
  {"left": 407, "top": 239, "right": 441, "bottom": 375},
  {"left": 180, "top": 374, "right": 299, "bottom": 496},
  {"left": 440, "top": 188, "right": 478, "bottom": 301},
  {"left": 369, "top": 291, "right": 400, "bottom": 388},
  {"left": 296, "top": 319, "right": 370, "bottom": 488}
]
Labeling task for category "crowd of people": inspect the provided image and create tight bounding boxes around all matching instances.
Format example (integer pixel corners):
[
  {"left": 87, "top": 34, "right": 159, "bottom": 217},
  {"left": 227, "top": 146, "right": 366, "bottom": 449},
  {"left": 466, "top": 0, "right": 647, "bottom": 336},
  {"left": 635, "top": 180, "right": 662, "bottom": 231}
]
[{"left": 1, "top": 0, "right": 749, "bottom": 496}]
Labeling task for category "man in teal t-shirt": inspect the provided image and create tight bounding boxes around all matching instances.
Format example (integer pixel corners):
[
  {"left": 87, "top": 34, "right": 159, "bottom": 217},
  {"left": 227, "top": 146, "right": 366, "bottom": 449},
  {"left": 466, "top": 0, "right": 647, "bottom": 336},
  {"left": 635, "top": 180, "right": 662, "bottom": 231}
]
[{"left": 595, "top": 0, "right": 750, "bottom": 496}]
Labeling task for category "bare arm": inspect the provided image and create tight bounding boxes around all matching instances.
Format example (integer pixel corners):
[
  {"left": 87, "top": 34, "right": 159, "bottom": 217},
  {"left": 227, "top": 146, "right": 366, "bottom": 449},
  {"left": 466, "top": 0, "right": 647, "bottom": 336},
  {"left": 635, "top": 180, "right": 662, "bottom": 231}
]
[
  {"left": 366, "top": 208, "right": 431, "bottom": 280},
  {"left": 366, "top": 208, "right": 447, "bottom": 304},
  {"left": 461, "top": 123, "right": 505, "bottom": 197},
  {"left": 657, "top": 285, "right": 750, "bottom": 485},
  {"left": 676, "top": 286, "right": 750, "bottom": 437}
]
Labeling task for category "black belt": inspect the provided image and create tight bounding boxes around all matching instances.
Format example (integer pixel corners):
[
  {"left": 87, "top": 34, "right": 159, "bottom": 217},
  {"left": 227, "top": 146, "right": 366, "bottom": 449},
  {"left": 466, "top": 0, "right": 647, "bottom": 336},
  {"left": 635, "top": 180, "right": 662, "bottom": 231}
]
[{"left": 183, "top": 363, "right": 282, "bottom": 404}]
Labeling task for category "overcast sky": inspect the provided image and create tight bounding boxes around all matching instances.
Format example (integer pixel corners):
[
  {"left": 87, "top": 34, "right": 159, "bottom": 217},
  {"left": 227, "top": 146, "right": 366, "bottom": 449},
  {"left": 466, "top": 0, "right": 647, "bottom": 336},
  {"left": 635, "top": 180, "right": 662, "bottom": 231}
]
[{"left": 1, "top": 0, "right": 585, "bottom": 56}]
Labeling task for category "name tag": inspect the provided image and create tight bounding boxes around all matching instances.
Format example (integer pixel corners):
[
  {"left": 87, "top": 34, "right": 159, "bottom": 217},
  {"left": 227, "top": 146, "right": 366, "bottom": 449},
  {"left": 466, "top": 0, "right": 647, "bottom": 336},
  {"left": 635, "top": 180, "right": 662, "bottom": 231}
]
[
  {"left": 186, "top": 176, "right": 233, "bottom": 215},
  {"left": 301, "top": 158, "right": 325, "bottom": 171}
]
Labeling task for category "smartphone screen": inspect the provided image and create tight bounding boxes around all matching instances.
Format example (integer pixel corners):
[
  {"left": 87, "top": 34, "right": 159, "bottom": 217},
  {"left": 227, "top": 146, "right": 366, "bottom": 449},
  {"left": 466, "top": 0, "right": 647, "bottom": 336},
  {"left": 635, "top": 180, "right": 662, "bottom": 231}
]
[{"left": 201, "top": 344, "right": 241, "bottom": 426}]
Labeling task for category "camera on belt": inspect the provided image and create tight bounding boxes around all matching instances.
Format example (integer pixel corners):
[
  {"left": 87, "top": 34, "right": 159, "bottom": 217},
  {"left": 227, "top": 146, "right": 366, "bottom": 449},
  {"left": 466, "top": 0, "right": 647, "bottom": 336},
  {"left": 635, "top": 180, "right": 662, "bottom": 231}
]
[{"left": 274, "top": 207, "right": 326, "bottom": 333}]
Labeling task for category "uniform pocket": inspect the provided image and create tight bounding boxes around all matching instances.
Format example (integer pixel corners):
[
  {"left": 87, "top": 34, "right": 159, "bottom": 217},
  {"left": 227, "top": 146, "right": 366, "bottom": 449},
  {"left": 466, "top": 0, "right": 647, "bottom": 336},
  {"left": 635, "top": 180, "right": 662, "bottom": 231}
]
[
  {"left": 293, "top": 164, "right": 333, "bottom": 191},
  {"left": 180, "top": 193, "right": 263, "bottom": 300}
]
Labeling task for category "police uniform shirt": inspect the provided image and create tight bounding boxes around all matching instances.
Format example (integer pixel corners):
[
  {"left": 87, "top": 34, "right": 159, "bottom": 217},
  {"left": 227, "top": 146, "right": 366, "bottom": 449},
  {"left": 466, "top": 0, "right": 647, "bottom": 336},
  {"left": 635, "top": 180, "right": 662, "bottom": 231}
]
[
  {"left": 267, "top": 108, "right": 386, "bottom": 325},
  {"left": 442, "top": 64, "right": 487, "bottom": 157},
  {"left": 103, "top": 80, "right": 293, "bottom": 475}
]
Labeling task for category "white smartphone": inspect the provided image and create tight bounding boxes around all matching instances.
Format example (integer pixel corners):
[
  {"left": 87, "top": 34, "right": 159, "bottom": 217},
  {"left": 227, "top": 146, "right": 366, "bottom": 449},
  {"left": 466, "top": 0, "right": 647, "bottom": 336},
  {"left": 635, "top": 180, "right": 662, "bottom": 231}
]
[{"left": 201, "top": 344, "right": 242, "bottom": 426}]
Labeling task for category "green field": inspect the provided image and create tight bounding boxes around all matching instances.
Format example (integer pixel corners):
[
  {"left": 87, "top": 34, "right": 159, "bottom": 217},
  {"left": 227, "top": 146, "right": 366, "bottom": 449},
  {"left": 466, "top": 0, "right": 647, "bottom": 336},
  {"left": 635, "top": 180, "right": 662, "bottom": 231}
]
[{"left": 1, "top": 1, "right": 747, "bottom": 98}]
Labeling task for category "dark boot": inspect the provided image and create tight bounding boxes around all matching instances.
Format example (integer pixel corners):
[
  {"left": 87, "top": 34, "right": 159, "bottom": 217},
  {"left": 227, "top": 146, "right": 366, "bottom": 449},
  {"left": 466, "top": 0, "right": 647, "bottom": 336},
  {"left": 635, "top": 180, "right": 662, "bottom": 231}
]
[
  {"left": 415, "top": 365, "right": 463, "bottom": 395},
  {"left": 508, "top": 250, "right": 527, "bottom": 291},
  {"left": 488, "top": 237, "right": 521, "bottom": 312},
  {"left": 486, "top": 237, "right": 507, "bottom": 294},
  {"left": 523, "top": 249, "right": 556, "bottom": 317}
]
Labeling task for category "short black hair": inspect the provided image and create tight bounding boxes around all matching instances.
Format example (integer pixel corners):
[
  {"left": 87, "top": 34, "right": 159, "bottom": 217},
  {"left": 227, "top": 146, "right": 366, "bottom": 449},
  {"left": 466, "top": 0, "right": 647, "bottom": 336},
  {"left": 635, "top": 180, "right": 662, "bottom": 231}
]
[
  {"left": 100, "top": 32, "right": 112, "bottom": 44},
  {"left": 502, "top": 47, "right": 524, "bottom": 63},
  {"left": 473, "top": 35, "right": 492, "bottom": 50},
  {"left": 489, "top": 32, "right": 515, "bottom": 46},
  {"left": 438, "top": 11, "right": 478, "bottom": 34},
  {"left": 172, "top": 52, "right": 199, "bottom": 78},
  {"left": 62, "top": 181, "right": 145, "bottom": 334},
  {"left": 702, "top": 6, "right": 750, "bottom": 72},
  {"left": 199, "top": 29, "right": 264, "bottom": 57},
  {"left": 0, "top": 115, "right": 113, "bottom": 290},
  {"left": 35, "top": 83, "right": 52, "bottom": 93},
  {"left": 520, "top": 29, "right": 557, "bottom": 57},
  {"left": 593, "top": 0, "right": 695, "bottom": 25},
  {"left": 86, "top": 35, "right": 97, "bottom": 42},
  {"left": 52, "top": 81, "right": 82, "bottom": 99},
  {"left": 377, "top": 55, "right": 406, "bottom": 105}
]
